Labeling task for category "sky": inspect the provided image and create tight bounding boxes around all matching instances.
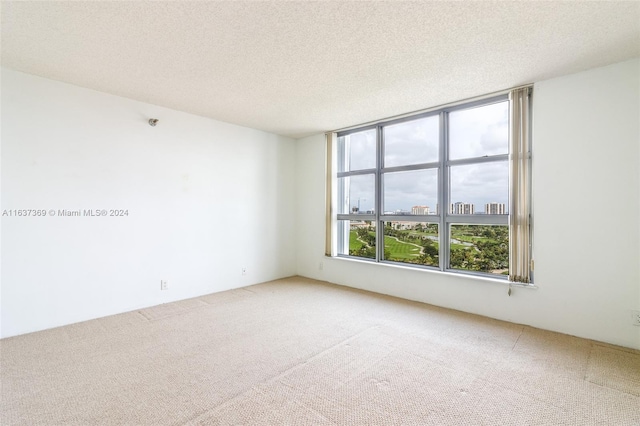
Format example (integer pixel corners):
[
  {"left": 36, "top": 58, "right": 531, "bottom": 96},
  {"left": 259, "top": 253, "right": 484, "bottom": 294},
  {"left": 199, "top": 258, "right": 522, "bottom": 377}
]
[{"left": 339, "top": 100, "right": 509, "bottom": 214}]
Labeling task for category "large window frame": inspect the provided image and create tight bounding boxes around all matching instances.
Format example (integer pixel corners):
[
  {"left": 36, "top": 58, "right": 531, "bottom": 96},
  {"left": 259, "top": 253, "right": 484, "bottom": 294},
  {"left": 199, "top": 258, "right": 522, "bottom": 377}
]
[{"left": 336, "top": 94, "right": 517, "bottom": 279}]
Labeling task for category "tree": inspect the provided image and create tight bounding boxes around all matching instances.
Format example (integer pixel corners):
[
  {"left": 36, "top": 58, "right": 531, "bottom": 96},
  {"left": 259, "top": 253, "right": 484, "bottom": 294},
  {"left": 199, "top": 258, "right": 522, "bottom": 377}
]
[
  {"left": 450, "top": 247, "right": 477, "bottom": 270},
  {"left": 417, "top": 239, "right": 439, "bottom": 266}
]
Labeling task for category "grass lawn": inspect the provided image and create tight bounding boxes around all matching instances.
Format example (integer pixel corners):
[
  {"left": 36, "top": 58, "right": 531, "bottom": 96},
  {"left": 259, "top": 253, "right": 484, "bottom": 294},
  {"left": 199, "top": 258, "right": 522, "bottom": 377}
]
[
  {"left": 349, "top": 230, "right": 364, "bottom": 251},
  {"left": 349, "top": 230, "right": 376, "bottom": 252},
  {"left": 407, "top": 231, "right": 438, "bottom": 238},
  {"left": 384, "top": 235, "right": 421, "bottom": 260},
  {"left": 351, "top": 229, "right": 472, "bottom": 259},
  {"left": 451, "top": 243, "right": 472, "bottom": 250},
  {"left": 350, "top": 230, "right": 423, "bottom": 260}
]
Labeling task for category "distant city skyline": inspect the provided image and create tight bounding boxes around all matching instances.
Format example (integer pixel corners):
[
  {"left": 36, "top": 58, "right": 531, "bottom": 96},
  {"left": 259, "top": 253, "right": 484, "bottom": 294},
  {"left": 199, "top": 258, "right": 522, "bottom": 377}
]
[{"left": 350, "top": 202, "right": 507, "bottom": 216}]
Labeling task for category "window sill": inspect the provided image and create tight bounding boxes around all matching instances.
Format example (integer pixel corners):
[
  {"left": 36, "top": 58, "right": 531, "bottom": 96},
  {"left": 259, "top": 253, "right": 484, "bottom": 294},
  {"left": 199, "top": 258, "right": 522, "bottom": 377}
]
[{"left": 329, "top": 255, "right": 537, "bottom": 289}]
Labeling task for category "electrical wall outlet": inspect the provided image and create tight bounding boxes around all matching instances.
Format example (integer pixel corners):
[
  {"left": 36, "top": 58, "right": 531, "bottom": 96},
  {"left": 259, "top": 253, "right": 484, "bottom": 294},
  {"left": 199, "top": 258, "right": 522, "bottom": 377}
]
[
  {"left": 319, "top": 261, "right": 324, "bottom": 271},
  {"left": 632, "top": 310, "right": 640, "bottom": 326},
  {"left": 241, "top": 267, "right": 247, "bottom": 276},
  {"left": 160, "top": 280, "right": 168, "bottom": 291}
]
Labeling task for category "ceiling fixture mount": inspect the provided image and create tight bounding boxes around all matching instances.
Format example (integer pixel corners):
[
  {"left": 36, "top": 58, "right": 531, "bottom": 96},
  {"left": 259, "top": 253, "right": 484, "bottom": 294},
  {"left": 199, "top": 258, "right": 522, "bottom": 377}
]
[{"left": 148, "top": 118, "right": 159, "bottom": 127}]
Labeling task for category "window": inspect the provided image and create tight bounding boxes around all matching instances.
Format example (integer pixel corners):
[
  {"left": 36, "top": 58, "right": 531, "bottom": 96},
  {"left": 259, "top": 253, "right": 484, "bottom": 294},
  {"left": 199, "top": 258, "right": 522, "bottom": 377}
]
[{"left": 333, "top": 93, "right": 531, "bottom": 281}]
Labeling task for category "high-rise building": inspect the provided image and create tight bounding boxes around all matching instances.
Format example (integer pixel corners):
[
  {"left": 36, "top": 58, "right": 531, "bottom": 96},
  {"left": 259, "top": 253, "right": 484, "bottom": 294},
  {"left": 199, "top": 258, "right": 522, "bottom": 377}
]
[
  {"left": 450, "top": 202, "right": 475, "bottom": 215},
  {"left": 411, "top": 205, "right": 430, "bottom": 215},
  {"left": 485, "top": 202, "right": 506, "bottom": 215}
]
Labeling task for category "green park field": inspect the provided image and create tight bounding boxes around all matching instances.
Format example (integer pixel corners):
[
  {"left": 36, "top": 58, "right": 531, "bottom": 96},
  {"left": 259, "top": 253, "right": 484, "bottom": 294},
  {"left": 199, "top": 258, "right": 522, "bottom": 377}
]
[{"left": 349, "top": 224, "right": 508, "bottom": 274}]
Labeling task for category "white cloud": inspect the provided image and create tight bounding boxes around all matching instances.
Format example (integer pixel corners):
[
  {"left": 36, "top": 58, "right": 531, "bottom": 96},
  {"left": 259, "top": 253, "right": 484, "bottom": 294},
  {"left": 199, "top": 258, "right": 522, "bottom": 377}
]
[
  {"left": 450, "top": 101, "right": 508, "bottom": 159},
  {"left": 384, "top": 115, "right": 439, "bottom": 167},
  {"left": 383, "top": 169, "right": 437, "bottom": 212},
  {"left": 341, "top": 174, "right": 375, "bottom": 213},
  {"left": 450, "top": 162, "right": 508, "bottom": 211},
  {"left": 345, "top": 129, "right": 375, "bottom": 170}
]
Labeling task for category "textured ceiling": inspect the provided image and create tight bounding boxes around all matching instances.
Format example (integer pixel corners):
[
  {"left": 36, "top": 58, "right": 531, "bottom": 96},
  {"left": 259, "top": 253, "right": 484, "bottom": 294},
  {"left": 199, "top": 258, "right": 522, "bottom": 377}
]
[{"left": 2, "top": 1, "right": 639, "bottom": 138}]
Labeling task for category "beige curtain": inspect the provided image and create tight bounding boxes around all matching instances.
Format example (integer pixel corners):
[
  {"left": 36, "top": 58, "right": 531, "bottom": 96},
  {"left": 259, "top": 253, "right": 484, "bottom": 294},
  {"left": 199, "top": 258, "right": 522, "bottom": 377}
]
[
  {"left": 325, "top": 132, "right": 336, "bottom": 256},
  {"left": 509, "top": 88, "right": 532, "bottom": 283}
]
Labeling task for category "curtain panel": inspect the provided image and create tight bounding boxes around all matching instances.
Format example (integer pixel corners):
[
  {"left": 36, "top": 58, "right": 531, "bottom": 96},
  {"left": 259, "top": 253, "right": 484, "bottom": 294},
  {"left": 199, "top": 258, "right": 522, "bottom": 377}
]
[{"left": 508, "top": 87, "right": 533, "bottom": 283}]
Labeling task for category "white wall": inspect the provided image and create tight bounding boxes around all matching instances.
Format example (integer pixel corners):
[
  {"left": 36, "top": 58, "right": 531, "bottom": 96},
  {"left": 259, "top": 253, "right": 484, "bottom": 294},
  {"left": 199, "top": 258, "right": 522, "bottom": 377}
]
[
  {"left": 1, "top": 68, "right": 296, "bottom": 338},
  {"left": 296, "top": 58, "right": 640, "bottom": 350}
]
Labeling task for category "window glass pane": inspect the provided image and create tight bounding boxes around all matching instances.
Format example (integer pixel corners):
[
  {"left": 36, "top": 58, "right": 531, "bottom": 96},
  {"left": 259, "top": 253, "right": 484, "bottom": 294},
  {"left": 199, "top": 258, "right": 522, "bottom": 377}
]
[
  {"left": 383, "top": 222, "right": 438, "bottom": 267},
  {"left": 449, "top": 101, "right": 508, "bottom": 160},
  {"left": 334, "top": 95, "right": 521, "bottom": 278},
  {"left": 338, "top": 220, "right": 376, "bottom": 259},
  {"left": 383, "top": 169, "right": 438, "bottom": 215},
  {"left": 338, "top": 129, "right": 376, "bottom": 172},
  {"left": 449, "top": 225, "right": 509, "bottom": 276},
  {"left": 337, "top": 174, "right": 375, "bottom": 214},
  {"left": 449, "top": 161, "right": 508, "bottom": 215},
  {"left": 384, "top": 115, "right": 439, "bottom": 167}
]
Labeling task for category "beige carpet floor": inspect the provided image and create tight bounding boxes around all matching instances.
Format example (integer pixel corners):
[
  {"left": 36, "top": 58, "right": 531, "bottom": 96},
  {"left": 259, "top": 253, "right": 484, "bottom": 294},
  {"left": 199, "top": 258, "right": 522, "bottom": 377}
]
[{"left": 1, "top": 276, "right": 639, "bottom": 425}]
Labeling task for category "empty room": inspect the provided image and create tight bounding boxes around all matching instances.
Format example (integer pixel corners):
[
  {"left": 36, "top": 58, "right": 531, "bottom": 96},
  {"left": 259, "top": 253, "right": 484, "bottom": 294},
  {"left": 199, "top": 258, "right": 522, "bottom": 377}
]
[{"left": 1, "top": 1, "right": 639, "bottom": 425}]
